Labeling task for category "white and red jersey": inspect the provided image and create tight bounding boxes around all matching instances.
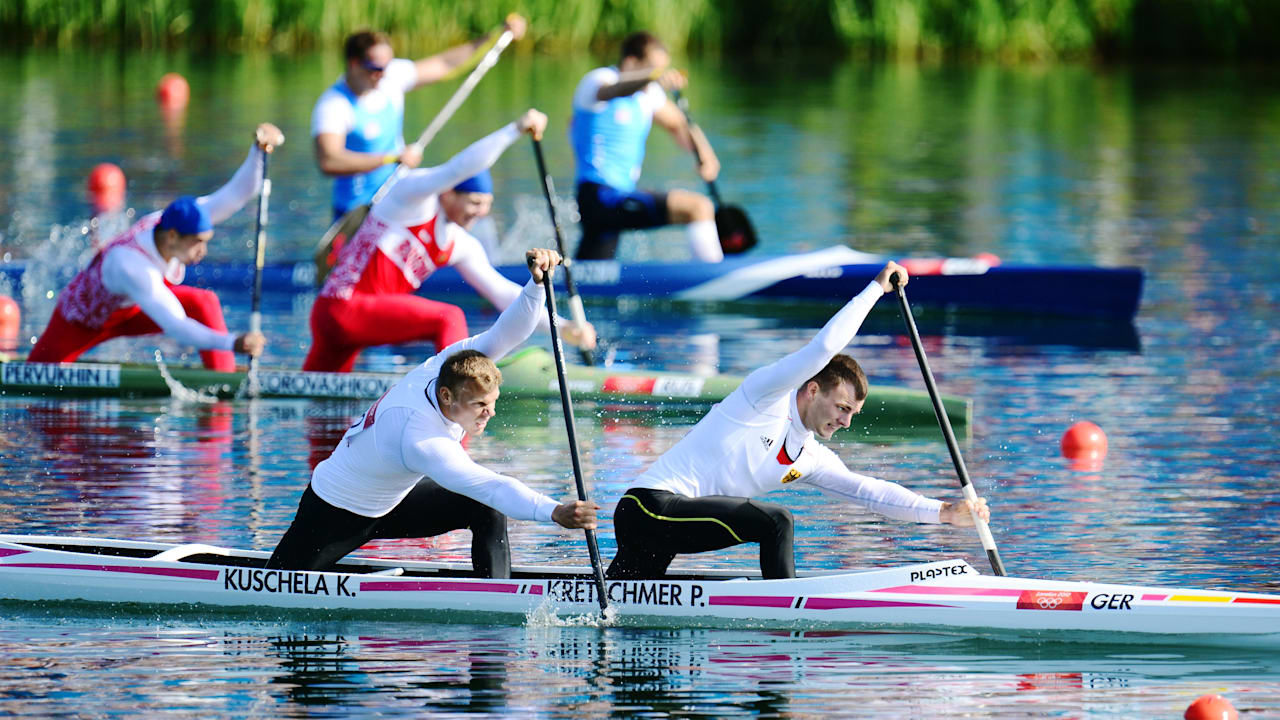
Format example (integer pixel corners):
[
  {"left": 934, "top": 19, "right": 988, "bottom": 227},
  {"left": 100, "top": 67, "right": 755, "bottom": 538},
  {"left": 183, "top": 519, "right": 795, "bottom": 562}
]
[
  {"left": 320, "top": 123, "right": 529, "bottom": 313},
  {"left": 634, "top": 281, "right": 945, "bottom": 524},
  {"left": 54, "top": 146, "right": 265, "bottom": 350},
  {"left": 311, "top": 279, "right": 560, "bottom": 520}
]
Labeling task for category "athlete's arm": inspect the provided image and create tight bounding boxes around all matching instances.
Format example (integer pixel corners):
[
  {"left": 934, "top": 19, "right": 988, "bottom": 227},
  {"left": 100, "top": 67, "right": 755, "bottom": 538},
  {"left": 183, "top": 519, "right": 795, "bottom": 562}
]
[
  {"left": 314, "top": 132, "right": 401, "bottom": 177},
  {"left": 382, "top": 121, "right": 523, "bottom": 207},
  {"left": 800, "top": 446, "right": 944, "bottom": 524},
  {"left": 411, "top": 15, "right": 526, "bottom": 87},
  {"left": 197, "top": 124, "right": 283, "bottom": 224},
  {"left": 653, "top": 98, "right": 719, "bottom": 181},
  {"left": 102, "top": 249, "right": 234, "bottom": 351},
  {"left": 449, "top": 229, "right": 575, "bottom": 336},
  {"left": 403, "top": 435, "right": 559, "bottom": 522},
  {"left": 739, "top": 282, "right": 883, "bottom": 409}
]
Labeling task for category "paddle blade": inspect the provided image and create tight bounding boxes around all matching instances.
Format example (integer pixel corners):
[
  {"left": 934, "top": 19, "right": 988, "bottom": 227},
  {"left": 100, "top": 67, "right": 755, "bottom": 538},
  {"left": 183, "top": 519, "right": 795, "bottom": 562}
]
[
  {"left": 715, "top": 204, "right": 757, "bottom": 255},
  {"left": 313, "top": 204, "right": 371, "bottom": 286}
]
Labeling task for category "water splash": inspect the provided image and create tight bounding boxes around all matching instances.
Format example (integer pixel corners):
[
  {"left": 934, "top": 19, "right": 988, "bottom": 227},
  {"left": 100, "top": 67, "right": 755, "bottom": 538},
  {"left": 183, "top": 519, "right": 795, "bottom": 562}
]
[
  {"left": 153, "top": 349, "right": 220, "bottom": 403},
  {"left": 524, "top": 595, "right": 618, "bottom": 628}
]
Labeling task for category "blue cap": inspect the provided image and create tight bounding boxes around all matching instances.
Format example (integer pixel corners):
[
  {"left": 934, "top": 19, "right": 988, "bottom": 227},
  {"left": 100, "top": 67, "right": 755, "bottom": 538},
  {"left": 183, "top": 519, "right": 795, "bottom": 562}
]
[
  {"left": 157, "top": 196, "right": 213, "bottom": 235},
  {"left": 453, "top": 170, "right": 493, "bottom": 195}
]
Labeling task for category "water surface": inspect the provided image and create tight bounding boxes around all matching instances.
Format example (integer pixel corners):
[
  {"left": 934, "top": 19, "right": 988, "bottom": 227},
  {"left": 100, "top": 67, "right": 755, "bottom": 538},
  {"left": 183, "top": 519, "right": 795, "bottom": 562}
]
[{"left": 1, "top": 49, "right": 1278, "bottom": 717}]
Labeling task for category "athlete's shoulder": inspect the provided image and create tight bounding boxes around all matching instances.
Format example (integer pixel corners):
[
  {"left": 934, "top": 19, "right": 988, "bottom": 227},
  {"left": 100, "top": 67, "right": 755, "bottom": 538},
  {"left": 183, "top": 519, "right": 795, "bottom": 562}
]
[{"left": 573, "top": 66, "right": 619, "bottom": 109}]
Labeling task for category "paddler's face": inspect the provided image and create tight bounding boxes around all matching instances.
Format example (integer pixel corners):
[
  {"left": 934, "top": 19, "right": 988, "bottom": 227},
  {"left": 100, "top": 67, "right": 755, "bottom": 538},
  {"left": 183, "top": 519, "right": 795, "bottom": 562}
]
[
  {"left": 439, "top": 190, "right": 494, "bottom": 230},
  {"left": 350, "top": 43, "right": 393, "bottom": 93},
  {"left": 800, "top": 380, "right": 863, "bottom": 440},
  {"left": 164, "top": 229, "right": 213, "bottom": 265},
  {"left": 440, "top": 383, "right": 500, "bottom": 435}
]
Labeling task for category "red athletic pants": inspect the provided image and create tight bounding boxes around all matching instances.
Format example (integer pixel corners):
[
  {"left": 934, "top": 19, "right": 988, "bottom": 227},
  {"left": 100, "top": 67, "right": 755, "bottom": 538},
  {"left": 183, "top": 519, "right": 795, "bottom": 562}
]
[
  {"left": 303, "top": 292, "right": 468, "bottom": 373},
  {"left": 29, "top": 285, "right": 235, "bottom": 371}
]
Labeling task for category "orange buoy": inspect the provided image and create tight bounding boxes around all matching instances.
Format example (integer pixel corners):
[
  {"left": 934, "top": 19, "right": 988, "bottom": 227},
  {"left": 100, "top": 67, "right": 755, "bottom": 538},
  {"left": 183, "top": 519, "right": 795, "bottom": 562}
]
[
  {"left": 1061, "top": 421, "right": 1108, "bottom": 471},
  {"left": 1184, "top": 693, "right": 1238, "bottom": 720},
  {"left": 0, "top": 295, "right": 19, "bottom": 349},
  {"left": 156, "top": 72, "right": 190, "bottom": 110},
  {"left": 87, "top": 162, "right": 126, "bottom": 213}
]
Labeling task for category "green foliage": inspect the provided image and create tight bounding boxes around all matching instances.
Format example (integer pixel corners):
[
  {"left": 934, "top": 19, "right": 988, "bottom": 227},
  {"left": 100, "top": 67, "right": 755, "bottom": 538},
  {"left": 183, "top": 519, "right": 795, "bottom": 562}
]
[{"left": 0, "top": 0, "right": 1275, "bottom": 59}]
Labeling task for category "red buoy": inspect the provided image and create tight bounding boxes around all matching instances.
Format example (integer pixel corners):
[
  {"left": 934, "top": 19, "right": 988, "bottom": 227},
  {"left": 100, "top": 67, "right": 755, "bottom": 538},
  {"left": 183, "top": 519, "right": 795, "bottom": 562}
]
[
  {"left": 1061, "top": 421, "right": 1108, "bottom": 471},
  {"left": 0, "top": 295, "right": 19, "bottom": 349},
  {"left": 156, "top": 72, "right": 190, "bottom": 110},
  {"left": 87, "top": 162, "right": 126, "bottom": 213},
  {"left": 973, "top": 251, "right": 1002, "bottom": 266},
  {"left": 1185, "top": 693, "right": 1238, "bottom": 720}
]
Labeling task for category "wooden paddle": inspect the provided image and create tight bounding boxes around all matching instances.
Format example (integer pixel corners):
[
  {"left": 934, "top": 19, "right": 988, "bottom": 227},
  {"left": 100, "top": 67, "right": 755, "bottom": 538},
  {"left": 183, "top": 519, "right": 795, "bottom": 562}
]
[
  {"left": 535, "top": 255, "right": 609, "bottom": 611},
  {"left": 672, "top": 90, "right": 758, "bottom": 255},
  {"left": 892, "top": 273, "right": 1006, "bottom": 576},
  {"left": 313, "top": 27, "right": 517, "bottom": 285},
  {"left": 532, "top": 138, "right": 596, "bottom": 366},
  {"left": 245, "top": 149, "right": 271, "bottom": 397}
]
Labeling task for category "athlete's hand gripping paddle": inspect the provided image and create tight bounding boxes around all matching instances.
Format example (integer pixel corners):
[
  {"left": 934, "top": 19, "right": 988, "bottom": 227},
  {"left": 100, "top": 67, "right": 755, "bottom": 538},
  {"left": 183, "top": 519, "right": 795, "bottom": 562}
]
[
  {"left": 314, "top": 26, "right": 518, "bottom": 285},
  {"left": 532, "top": 138, "right": 597, "bottom": 366},
  {"left": 533, "top": 254, "right": 609, "bottom": 610},
  {"left": 672, "top": 89, "right": 757, "bottom": 256},
  {"left": 892, "top": 272, "right": 1006, "bottom": 576}
]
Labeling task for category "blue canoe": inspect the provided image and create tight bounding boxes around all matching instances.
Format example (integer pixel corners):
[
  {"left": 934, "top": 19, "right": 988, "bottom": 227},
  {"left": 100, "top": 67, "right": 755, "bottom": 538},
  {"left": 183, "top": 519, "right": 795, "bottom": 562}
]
[{"left": 1, "top": 246, "right": 1143, "bottom": 320}]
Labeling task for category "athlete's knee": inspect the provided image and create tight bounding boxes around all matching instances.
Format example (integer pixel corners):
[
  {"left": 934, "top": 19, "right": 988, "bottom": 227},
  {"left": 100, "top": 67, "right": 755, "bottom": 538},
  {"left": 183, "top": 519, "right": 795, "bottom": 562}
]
[
  {"left": 666, "top": 190, "right": 713, "bottom": 223},
  {"left": 468, "top": 503, "right": 507, "bottom": 534},
  {"left": 749, "top": 501, "right": 794, "bottom": 535}
]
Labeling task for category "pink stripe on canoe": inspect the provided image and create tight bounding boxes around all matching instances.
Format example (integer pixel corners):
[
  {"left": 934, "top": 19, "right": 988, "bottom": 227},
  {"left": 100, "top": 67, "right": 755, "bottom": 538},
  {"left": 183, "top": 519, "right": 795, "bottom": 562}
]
[
  {"left": 708, "top": 595, "right": 794, "bottom": 608},
  {"left": 360, "top": 580, "right": 521, "bottom": 593},
  {"left": 530, "top": 585, "right": 543, "bottom": 595},
  {"left": 0, "top": 548, "right": 31, "bottom": 558},
  {"left": 1142, "top": 594, "right": 1168, "bottom": 601},
  {"left": 4, "top": 562, "right": 218, "bottom": 580},
  {"left": 870, "top": 585, "right": 1024, "bottom": 597},
  {"left": 805, "top": 598, "right": 957, "bottom": 610}
]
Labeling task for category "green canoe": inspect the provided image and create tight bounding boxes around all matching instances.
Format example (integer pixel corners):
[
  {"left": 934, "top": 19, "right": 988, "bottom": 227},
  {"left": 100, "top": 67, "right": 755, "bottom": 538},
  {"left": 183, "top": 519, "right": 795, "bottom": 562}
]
[{"left": 0, "top": 347, "right": 969, "bottom": 430}]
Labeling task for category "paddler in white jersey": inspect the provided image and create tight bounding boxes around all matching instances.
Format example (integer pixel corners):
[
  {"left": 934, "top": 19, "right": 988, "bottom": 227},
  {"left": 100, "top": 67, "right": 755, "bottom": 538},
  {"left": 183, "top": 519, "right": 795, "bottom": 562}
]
[
  {"left": 267, "top": 249, "right": 598, "bottom": 577},
  {"left": 606, "top": 261, "right": 992, "bottom": 580}
]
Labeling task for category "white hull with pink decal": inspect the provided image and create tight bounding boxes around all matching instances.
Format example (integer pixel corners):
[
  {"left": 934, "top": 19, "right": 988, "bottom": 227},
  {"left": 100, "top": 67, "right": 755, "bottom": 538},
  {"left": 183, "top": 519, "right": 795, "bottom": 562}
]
[{"left": 1, "top": 534, "right": 1276, "bottom": 646}]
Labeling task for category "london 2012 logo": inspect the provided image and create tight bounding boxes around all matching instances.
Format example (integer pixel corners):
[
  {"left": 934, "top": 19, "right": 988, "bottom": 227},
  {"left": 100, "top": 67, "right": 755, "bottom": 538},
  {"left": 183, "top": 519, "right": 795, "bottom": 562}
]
[{"left": 1016, "top": 589, "right": 1087, "bottom": 611}]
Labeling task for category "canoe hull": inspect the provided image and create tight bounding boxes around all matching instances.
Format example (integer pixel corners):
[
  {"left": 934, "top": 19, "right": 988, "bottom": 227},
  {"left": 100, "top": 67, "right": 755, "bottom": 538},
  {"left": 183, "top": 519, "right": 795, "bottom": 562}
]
[
  {"left": 2, "top": 535, "right": 1276, "bottom": 646},
  {"left": 0, "top": 348, "right": 971, "bottom": 431},
  {"left": 0, "top": 247, "right": 1143, "bottom": 319}
]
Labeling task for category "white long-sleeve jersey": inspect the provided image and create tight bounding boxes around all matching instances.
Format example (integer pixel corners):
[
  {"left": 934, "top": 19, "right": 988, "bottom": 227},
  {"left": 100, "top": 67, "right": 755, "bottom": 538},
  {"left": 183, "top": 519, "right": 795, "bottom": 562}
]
[
  {"left": 58, "top": 145, "right": 265, "bottom": 349},
  {"left": 634, "top": 281, "right": 944, "bottom": 524},
  {"left": 311, "top": 278, "right": 560, "bottom": 521}
]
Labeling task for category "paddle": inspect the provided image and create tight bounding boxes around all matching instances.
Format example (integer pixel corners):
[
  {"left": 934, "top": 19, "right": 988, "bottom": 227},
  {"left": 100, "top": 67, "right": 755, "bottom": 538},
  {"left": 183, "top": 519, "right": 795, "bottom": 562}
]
[
  {"left": 672, "top": 89, "right": 758, "bottom": 256},
  {"left": 245, "top": 149, "right": 271, "bottom": 397},
  {"left": 531, "top": 138, "right": 596, "bottom": 366},
  {"left": 892, "top": 273, "right": 1006, "bottom": 577},
  {"left": 535, "top": 255, "right": 609, "bottom": 611},
  {"left": 313, "top": 27, "right": 518, "bottom": 285}
]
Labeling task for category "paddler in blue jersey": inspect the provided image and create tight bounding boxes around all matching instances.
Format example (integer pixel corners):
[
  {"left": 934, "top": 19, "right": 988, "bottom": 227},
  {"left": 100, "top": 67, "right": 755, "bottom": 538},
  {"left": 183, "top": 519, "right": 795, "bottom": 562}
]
[
  {"left": 569, "top": 31, "right": 724, "bottom": 262},
  {"left": 312, "top": 17, "right": 527, "bottom": 220}
]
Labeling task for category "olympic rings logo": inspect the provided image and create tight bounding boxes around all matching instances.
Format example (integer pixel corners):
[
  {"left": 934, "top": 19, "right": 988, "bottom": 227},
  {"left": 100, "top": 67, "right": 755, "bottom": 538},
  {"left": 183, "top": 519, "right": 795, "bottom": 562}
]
[{"left": 1037, "top": 597, "right": 1062, "bottom": 609}]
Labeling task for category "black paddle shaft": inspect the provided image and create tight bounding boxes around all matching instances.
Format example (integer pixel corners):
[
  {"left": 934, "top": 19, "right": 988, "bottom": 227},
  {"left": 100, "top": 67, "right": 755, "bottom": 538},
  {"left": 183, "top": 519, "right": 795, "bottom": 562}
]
[
  {"left": 539, "top": 265, "right": 609, "bottom": 610},
  {"left": 532, "top": 139, "right": 595, "bottom": 366},
  {"left": 893, "top": 274, "right": 1007, "bottom": 577},
  {"left": 672, "top": 92, "right": 721, "bottom": 204}
]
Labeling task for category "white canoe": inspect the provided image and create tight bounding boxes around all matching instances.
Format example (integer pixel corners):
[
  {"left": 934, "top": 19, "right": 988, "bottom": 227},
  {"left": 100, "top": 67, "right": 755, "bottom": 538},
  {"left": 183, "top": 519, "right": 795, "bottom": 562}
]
[{"left": 2, "top": 534, "right": 1277, "bottom": 647}]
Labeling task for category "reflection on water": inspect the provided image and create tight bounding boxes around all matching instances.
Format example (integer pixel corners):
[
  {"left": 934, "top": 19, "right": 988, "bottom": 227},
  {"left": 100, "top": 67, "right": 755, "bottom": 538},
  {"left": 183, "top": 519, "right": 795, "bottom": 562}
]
[
  {"left": 1, "top": 48, "right": 1279, "bottom": 717},
  {"left": 2, "top": 617, "right": 1279, "bottom": 718}
]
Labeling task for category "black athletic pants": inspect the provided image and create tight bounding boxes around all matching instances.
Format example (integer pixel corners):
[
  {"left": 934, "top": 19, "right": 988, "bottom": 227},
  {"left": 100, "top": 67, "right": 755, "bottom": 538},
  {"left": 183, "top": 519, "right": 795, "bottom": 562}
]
[
  {"left": 266, "top": 481, "right": 510, "bottom": 577},
  {"left": 606, "top": 487, "right": 795, "bottom": 580}
]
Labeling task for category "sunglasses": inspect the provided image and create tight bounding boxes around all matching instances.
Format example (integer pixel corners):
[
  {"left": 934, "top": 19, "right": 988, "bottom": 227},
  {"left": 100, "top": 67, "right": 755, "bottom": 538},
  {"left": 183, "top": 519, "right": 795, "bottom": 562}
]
[{"left": 360, "top": 59, "right": 387, "bottom": 73}]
